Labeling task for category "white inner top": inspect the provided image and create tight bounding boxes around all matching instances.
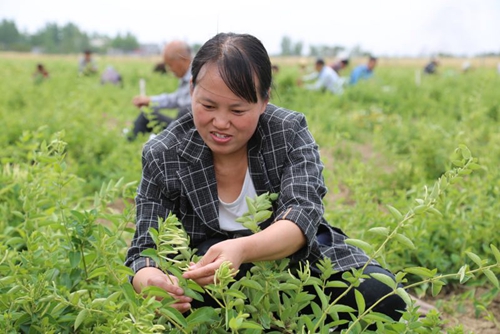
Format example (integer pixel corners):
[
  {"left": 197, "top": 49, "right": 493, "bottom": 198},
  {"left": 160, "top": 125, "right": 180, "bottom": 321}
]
[{"left": 218, "top": 168, "right": 257, "bottom": 231}]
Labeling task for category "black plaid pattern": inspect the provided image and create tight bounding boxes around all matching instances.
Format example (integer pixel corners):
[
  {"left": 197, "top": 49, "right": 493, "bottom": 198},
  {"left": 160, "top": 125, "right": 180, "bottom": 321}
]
[{"left": 125, "top": 104, "right": 377, "bottom": 276}]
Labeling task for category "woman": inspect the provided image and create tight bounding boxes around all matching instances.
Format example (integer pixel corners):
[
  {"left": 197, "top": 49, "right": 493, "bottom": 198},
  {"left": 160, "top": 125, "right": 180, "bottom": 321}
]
[{"left": 125, "top": 32, "right": 405, "bottom": 324}]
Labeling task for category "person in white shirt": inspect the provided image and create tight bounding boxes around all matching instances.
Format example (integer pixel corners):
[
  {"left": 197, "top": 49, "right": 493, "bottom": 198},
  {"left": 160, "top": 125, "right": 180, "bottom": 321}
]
[{"left": 298, "top": 58, "right": 344, "bottom": 95}]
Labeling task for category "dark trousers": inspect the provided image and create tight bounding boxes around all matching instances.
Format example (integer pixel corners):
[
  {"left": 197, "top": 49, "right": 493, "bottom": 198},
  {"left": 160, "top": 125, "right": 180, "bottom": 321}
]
[
  {"left": 131, "top": 110, "right": 174, "bottom": 138},
  {"left": 190, "top": 238, "right": 406, "bottom": 329}
]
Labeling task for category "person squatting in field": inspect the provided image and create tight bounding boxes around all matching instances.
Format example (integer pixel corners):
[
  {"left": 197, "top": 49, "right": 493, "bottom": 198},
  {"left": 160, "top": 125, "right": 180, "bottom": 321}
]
[
  {"left": 78, "top": 49, "right": 98, "bottom": 76},
  {"left": 100, "top": 66, "right": 123, "bottom": 86},
  {"left": 33, "top": 63, "right": 49, "bottom": 84},
  {"left": 298, "top": 58, "right": 345, "bottom": 95},
  {"left": 125, "top": 32, "right": 406, "bottom": 329},
  {"left": 129, "top": 40, "right": 192, "bottom": 140},
  {"left": 349, "top": 56, "right": 377, "bottom": 85}
]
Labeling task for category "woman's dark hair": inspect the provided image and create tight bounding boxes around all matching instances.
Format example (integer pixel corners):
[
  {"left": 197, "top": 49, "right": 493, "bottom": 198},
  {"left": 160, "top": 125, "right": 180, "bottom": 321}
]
[{"left": 191, "top": 32, "right": 272, "bottom": 103}]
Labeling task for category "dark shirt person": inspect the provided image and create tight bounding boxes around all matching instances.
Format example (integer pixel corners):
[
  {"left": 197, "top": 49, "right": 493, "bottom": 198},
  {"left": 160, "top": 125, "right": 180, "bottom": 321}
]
[
  {"left": 125, "top": 32, "right": 406, "bottom": 329},
  {"left": 424, "top": 59, "right": 439, "bottom": 74},
  {"left": 331, "top": 58, "right": 349, "bottom": 74},
  {"left": 153, "top": 62, "right": 168, "bottom": 74},
  {"left": 130, "top": 40, "right": 192, "bottom": 140},
  {"left": 33, "top": 63, "right": 49, "bottom": 84}
]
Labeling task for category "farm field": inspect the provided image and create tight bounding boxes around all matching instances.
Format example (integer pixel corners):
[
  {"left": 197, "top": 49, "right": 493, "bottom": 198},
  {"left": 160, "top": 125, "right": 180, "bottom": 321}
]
[{"left": 1, "top": 52, "right": 500, "bottom": 333}]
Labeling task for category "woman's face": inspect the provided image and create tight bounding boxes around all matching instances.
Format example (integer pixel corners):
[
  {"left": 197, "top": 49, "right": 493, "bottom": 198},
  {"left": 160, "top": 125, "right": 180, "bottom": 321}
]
[{"left": 191, "top": 62, "right": 268, "bottom": 159}]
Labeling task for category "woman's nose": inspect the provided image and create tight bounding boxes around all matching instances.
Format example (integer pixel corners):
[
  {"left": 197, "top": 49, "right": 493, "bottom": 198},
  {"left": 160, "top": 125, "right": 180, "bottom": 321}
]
[{"left": 212, "top": 112, "right": 231, "bottom": 129}]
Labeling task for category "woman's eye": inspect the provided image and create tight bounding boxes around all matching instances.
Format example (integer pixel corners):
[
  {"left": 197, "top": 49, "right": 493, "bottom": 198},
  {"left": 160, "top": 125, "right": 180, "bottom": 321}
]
[
  {"left": 232, "top": 110, "right": 245, "bottom": 115},
  {"left": 202, "top": 104, "right": 214, "bottom": 110}
]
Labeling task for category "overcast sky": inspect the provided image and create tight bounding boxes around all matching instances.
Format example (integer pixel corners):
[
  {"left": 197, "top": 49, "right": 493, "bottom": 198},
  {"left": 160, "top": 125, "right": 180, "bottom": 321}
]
[{"left": 2, "top": 0, "right": 499, "bottom": 57}]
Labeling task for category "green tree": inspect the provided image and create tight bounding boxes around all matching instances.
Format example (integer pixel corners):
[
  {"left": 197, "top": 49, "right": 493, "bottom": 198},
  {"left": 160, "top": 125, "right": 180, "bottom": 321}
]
[
  {"left": 0, "top": 19, "right": 22, "bottom": 49},
  {"left": 293, "top": 41, "right": 303, "bottom": 56},
  {"left": 280, "top": 35, "right": 293, "bottom": 56},
  {"left": 111, "top": 32, "right": 139, "bottom": 52},
  {"left": 30, "top": 22, "right": 61, "bottom": 53},
  {"left": 60, "top": 23, "right": 90, "bottom": 53}
]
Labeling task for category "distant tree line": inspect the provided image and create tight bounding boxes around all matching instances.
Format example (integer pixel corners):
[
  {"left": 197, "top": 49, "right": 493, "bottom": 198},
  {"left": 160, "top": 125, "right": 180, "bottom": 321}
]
[
  {"left": 0, "top": 19, "right": 139, "bottom": 54},
  {"left": 279, "top": 35, "right": 372, "bottom": 58}
]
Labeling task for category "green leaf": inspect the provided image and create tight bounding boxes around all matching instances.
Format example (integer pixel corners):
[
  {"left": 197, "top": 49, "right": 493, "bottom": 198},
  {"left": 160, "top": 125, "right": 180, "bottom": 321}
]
[
  {"left": 325, "top": 280, "right": 348, "bottom": 288},
  {"left": 370, "top": 273, "right": 397, "bottom": 289},
  {"left": 458, "top": 265, "right": 468, "bottom": 283},
  {"left": 431, "top": 281, "right": 444, "bottom": 296},
  {"left": 354, "top": 289, "right": 365, "bottom": 314},
  {"left": 427, "top": 207, "right": 443, "bottom": 216},
  {"left": 368, "top": 227, "right": 390, "bottom": 237},
  {"left": 88, "top": 266, "right": 108, "bottom": 279},
  {"left": 313, "top": 284, "right": 328, "bottom": 309},
  {"left": 483, "top": 269, "right": 499, "bottom": 288},
  {"left": 74, "top": 309, "right": 88, "bottom": 330},
  {"left": 70, "top": 210, "right": 86, "bottom": 223},
  {"left": 450, "top": 176, "right": 463, "bottom": 184},
  {"left": 140, "top": 248, "right": 161, "bottom": 264},
  {"left": 186, "top": 307, "right": 218, "bottom": 327},
  {"left": 429, "top": 184, "right": 440, "bottom": 200},
  {"left": 239, "top": 321, "right": 263, "bottom": 330},
  {"left": 186, "top": 279, "right": 205, "bottom": 293},
  {"left": 239, "top": 279, "right": 264, "bottom": 291},
  {"left": 246, "top": 197, "right": 257, "bottom": 215},
  {"left": 0, "top": 276, "right": 16, "bottom": 285},
  {"left": 328, "top": 304, "right": 357, "bottom": 314},
  {"left": 363, "top": 312, "right": 394, "bottom": 323},
  {"left": 115, "top": 265, "right": 135, "bottom": 277},
  {"left": 69, "top": 250, "right": 81, "bottom": 268},
  {"left": 277, "top": 283, "right": 298, "bottom": 291},
  {"left": 254, "top": 210, "right": 272, "bottom": 223},
  {"left": 413, "top": 205, "right": 427, "bottom": 214},
  {"left": 387, "top": 205, "right": 403, "bottom": 220},
  {"left": 143, "top": 286, "right": 172, "bottom": 300},
  {"left": 345, "top": 238, "right": 373, "bottom": 254},
  {"left": 466, "top": 251, "right": 483, "bottom": 267},
  {"left": 468, "top": 163, "right": 482, "bottom": 170},
  {"left": 224, "top": 289, "right": 247, "bottom": 299},
  {"left": 491, "top": 244, "right": 500, "bottom": 264},
  {"left": 121, "top": 283, "right": 137, "bottom": 304},
  {"left": 405, "top": 267, "right": 436, "bottom": 278},
  {"left": 394, "top": 233, "right": 415, "bottom": 249},
  {"left": 301, "top": 314, "right": 314, "bottom": 330},
  {"left": 159, "top": 307, "right": 188, "bottom": 328},
  {"left": 396, "top": 287, "right": 412, "bottom": 306},
  {"left": 183, "top": 287, "right": 204, "bottom": 302},
  {"left": 458, "top": 144, "right": 471, "bottom": 159},
  {"left": 147, "top": 227, "right": 159, "bottom": 244}
]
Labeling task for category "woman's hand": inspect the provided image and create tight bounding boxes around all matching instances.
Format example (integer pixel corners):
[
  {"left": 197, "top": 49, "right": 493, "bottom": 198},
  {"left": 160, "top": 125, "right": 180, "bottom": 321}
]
[
  {"left": 182, "top": 221, "right": 305, "bottom": 286},
  {"left": 133, "top": 267, "right": 192, "bottom": 313},
  {"left": 182, "top": 238, "right": 246, "bottom": 286}
]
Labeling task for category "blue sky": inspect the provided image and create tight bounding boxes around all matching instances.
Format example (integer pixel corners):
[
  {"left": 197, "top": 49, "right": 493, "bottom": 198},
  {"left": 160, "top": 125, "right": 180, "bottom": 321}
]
[{"left": 1, "top": 0, "right": 499, "bottom": 56}]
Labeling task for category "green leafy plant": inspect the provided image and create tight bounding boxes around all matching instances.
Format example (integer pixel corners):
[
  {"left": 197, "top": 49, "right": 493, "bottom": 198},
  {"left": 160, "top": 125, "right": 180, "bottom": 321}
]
[{"left": 2, "top": 57, "right": 500, "bottom": 332}]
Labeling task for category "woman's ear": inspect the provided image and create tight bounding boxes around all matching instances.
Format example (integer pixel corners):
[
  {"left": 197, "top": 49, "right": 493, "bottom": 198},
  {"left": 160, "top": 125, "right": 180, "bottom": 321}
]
[
  {"left": 260, "top": 89, "right": 270, "bottom": 114},
  {"left": 263, "top": 88, "right": 271, "bottom": 104},
  {"left": 189, "top": 79, "right": 194, "bottom": 95}
]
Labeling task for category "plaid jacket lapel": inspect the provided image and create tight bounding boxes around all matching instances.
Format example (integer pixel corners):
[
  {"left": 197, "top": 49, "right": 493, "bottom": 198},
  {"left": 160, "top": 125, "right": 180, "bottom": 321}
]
[{"left": 177, "top": 130, "right": 221, "bottom": 234}]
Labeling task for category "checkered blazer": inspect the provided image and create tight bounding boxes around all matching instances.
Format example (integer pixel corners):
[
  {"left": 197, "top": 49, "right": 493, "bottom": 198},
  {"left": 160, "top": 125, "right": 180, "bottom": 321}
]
[{"left": 125, "top": 104, "right": 376, "bottom": 276}]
